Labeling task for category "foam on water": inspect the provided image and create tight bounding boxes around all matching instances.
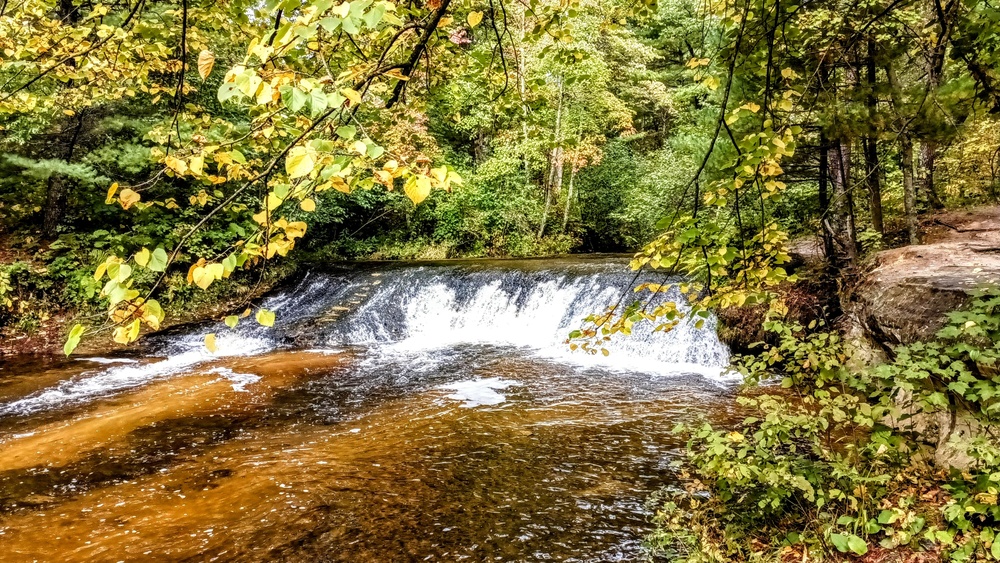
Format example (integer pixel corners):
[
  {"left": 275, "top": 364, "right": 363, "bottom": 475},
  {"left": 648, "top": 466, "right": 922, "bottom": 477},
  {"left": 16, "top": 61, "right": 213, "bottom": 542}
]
[
  {"left": 327, "top": 267, "right": 732, "bottom": 380},
  {"left": 437, "top": 377, "right": 518, "bottom": 408},
  {"left": 0, "top": 259, "right": 734, "bottom": 416},
  {"left": 0, "top": 332, "right": 270, "bottom": 416}
]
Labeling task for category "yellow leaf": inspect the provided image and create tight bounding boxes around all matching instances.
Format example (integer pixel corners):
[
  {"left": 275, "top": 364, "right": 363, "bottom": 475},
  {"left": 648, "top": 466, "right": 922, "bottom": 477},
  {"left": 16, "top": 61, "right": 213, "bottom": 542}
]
[
  {"left": 285, "top": 221, "right": 307, "bottom": 240},
  {"left": 206, "top": 262, "right": 224, "bottom": 281},
  {"left": 300, "top": 198, "right": 316, "bottom": 212},
  {"left": 105, "top": 182, "right": 119, "bottom": 204},
  {"left": 256, "top": 308, "right": 275, "bottom": 327},
  {"left": 204, "top": 333, "right": 217, "bottom": 353},
  {"left": 342, "top": 88, "right": 362, "bottom": 106},
  {"left": 404, "top": 175, "right": 432, "bottom": 204},
  {"left": 118, "top": 188, "right": 141, "bottom": 210},
  {"left": 285, "top": 146, "right": 315, "bottom": 178},
  {"left": 134, "top": 248, "right": 151, "bottom": 267},
  {"left": 113, "top": 318, "right": 141, "bottom": 345},
  {"left": 186, "top": 258, "right": 206, "bottom": 283},
  {"left": 384, "top": 68, "right": 410, "bottom": 81},
  {"left": 332, "top": 2, "right": 350, "bottom": 18},
  {"left": 189, "top": 155, "right": 205, "bottom": 176},
  {"left": 351, "top": 140, "right": 368, "bottom": 155},
  {"left": 330, "top": 176, "right": 351, "bottom": 193},
  {"left": 256, "top": 82, "right": 273, "bottom": 105},
  {"left": 467, "top": 11, "right": 483, "bottom": 27},
  {"left": 198, "top": 49, "right": 215, "bottom": 80},
  {"left": 192, "top": 266, "right": 214, "bottom": 290},
  {"left": 164, "top": 155, "right": 188, "bottom": 175}
]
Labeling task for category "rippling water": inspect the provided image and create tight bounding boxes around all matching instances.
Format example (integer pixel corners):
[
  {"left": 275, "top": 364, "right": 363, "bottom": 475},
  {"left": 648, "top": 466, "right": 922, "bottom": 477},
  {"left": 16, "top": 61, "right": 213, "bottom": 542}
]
[{"left": 0, "top": 258, "right": 739, "bottom": 562}]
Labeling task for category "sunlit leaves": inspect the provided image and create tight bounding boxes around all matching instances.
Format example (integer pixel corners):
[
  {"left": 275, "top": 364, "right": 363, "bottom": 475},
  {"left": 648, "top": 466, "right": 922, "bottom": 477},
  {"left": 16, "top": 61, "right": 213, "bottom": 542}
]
[
  {"left": 285, "top": 146, "right": 315, "bottom": 178},
  {"left": 148, "top": 247, "right": 169, "bottom": 272},
  {"left": 113, "top": 318, "right": 141, "bottom": 344},
  {"left": 255, "top": 308, "right": 275, "bottom": 327},
  {"left": 404, "top": 175, "right": 432, "bottom": 204},
  {"left": 197, "top": 50, "right": 215, "bottom": 80},
  {"left": 117, "top": 188, "right": 140, "bottom": 209},
  {"left": 204, "top": 333, "right": 217, "bottom": 353},
  {"left": 63, "top": 324, "right": 86, "bottom": 356},
  {"left": 468, "top": 11, "right": 483, "bottom": 27},
  {"left": 134, "top": 248, "right": 151, "bottom": 268},
  {"left": 191, "top": 262, "right": 225, "bottom": 290}
]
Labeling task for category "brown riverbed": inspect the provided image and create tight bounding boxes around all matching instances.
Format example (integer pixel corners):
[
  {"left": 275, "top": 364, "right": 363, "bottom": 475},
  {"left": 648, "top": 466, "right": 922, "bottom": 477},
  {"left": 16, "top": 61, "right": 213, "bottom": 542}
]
[{"left": 0, "top": 260, "right": 739, "bottom": 562}]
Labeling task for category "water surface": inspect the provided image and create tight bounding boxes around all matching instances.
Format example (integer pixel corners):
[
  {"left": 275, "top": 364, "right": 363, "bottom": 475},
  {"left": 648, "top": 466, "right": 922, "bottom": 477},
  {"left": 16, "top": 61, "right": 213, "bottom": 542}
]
[{"left": 0, "top": 258, "right": 738, "bottom": 562}]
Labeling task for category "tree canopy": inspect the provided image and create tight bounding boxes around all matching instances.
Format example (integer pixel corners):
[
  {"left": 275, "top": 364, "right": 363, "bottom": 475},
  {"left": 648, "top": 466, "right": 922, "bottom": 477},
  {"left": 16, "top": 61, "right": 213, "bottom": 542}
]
[{"left": 1, "top": 0, "right": 999, "bottom": 355}]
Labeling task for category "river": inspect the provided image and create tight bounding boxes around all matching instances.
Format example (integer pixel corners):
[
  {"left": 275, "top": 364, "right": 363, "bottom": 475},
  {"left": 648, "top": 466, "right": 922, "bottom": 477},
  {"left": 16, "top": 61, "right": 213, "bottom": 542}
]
[{"left": 0, "top": 257, "right": 739, "bottom": 562}]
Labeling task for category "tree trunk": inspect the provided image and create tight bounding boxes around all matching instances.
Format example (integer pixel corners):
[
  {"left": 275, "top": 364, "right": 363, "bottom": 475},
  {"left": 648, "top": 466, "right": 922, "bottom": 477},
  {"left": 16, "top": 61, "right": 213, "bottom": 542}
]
[
  {"left": 42, "top": 0, "right": 83, "bottom": 238},
  {"left": 829, "top": 139, "right": 858, "bottom": 268},
  {"left": 538, "top": 149, "right": 556, "bottom": 238},
  {"left": 887, "top": 61, "right": 920, "bottom": 244},
  {"left": 819, "top": 132, "right": 836, "bottom": 261},
  {"left": 864, "top": 38, "right": 884, "bottom": 235},
  {"left": 562, "top": 166, "right": 576, "bottom": 232},
  {"left": 919, "top": 140, "right": 945, "bottom": 209},
  {"left": 917, "top": 0, "right": 956, "bottom": 210},
  {"left": 864, "top": 137, "right": 884, "bottom": 235},
  {"left": 901, "top": 135, "right": 919, "bottom": 244},
  {"left": 43, "top": 111, "right": 85, "bottom": 238},
  {"left": 539, "top": 78, "right": 564, "bottom": 239},
  {"left": 551, "top": 78, "right": 564, "bottom": 196}
]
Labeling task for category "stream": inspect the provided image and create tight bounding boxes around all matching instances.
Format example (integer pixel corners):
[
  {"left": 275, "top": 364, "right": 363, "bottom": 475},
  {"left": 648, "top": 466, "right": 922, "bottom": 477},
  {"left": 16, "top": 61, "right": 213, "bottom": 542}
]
[{"left": 0, "top": 257, "right": 740, "bottom": 562}]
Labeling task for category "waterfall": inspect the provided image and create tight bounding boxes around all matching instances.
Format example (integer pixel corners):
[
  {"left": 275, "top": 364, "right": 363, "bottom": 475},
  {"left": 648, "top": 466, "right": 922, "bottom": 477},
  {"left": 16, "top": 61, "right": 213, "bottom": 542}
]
[
  {"left": 312, "top": 262, "right": 732, "bottom": 376},
  {"left": 0, "top": 258, "right": 732, "bottom": 416}
]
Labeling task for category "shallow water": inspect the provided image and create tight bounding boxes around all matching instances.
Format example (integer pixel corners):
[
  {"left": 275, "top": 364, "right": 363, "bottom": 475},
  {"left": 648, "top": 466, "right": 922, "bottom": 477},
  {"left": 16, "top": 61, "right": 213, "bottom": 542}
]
[{"left": 0, "top": 259, "right": 739, "bottom": 562}]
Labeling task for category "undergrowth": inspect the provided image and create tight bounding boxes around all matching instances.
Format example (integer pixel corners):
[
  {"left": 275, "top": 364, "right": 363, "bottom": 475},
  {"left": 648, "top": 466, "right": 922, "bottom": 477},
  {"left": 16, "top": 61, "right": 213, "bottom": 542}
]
[{"left": 649, "top": 286, "right": 1000, "bottom": 561}]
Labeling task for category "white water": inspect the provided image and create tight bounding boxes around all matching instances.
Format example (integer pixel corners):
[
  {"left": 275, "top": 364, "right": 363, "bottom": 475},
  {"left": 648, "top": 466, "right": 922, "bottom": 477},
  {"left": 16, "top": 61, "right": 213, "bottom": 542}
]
[
  {"left": 0, "top": 260, "right": 733, "bottom": 416},
  {"left": 0, "top": 332, "right": 271, "bottom": 416},
  {"left": 332, "top": 271, "right": 731, "bottom": 379}
]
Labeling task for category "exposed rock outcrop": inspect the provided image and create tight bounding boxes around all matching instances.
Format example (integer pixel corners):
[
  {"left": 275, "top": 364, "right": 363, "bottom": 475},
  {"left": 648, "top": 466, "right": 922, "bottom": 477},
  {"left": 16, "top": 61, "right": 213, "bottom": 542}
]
[
  {"left": 849, "top": 207, "right": 1000, "bottom": 347},
  {"left": 848, "top": 207, "right": 1000, "bottom": 469}
]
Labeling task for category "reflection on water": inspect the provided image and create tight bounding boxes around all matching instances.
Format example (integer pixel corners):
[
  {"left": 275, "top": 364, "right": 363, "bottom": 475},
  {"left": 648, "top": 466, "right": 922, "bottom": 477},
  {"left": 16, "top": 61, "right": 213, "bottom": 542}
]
[
  {"left": 0, "top": 259, "right": 740, "bottom": 561},
  {"left": 0, "top": 347, "right": 738, "bottom": 562}
]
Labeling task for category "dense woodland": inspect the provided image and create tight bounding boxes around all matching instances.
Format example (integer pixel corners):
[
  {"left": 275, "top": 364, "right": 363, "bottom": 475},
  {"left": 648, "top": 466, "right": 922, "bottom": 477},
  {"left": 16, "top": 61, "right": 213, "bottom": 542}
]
[{"left": 4, "top": 0, "right": 1000, "bottom": 559}]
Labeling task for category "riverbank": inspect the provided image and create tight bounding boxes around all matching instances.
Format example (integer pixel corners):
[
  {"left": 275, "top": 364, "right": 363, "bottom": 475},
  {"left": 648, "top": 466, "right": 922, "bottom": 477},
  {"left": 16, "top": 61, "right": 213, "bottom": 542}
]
[{"left": 649, "top": 205, "right": 1000, "bottom": 561}]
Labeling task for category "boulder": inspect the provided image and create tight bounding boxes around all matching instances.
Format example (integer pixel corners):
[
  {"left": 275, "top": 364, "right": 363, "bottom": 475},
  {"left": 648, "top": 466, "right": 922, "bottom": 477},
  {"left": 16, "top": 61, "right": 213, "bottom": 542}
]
[
  {"left": 850, "top": 208, "right": 1000, "bottom": 346},
  {"left": 848, "top": 207, "right": 1000, "bottom": 469}
]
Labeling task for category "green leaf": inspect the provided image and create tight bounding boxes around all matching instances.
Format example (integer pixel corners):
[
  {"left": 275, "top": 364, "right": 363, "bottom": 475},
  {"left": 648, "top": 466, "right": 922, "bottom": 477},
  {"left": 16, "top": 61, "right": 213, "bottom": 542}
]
[
  {"left": 362, "top": 3, "right": 385, "bottom": 28},
  {"left": 149, "top": 247, "right": 169, "bottom": 272},
  {"left": 256, "top": 308, "right": 276, "bottom": 327},
  {"left": 310, "top": 88, "right": 328, "bottom": 117},
  {"left": 847, "top": 534, "right": 868, "bottom": 555},
  {"left": 366, "top": 143, "right": 385, "bottom": 159},
  {"left": 992, "top": 537, "right": 1000, "bottom": 559},
  {"left": 830, "top": 533, "right": 849, "bottom": 552},
  {"left": 64, "top": 323, "right": 86, "bottom": 356},
  {"left": 336, "top": 125, "right": 357, "bottom": 140},
  {"left": 224, "top": 315, "right": 239, "bottom": 329},
  {"left": 282, "top": 87, "right": 307, "bottom": 112}
]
